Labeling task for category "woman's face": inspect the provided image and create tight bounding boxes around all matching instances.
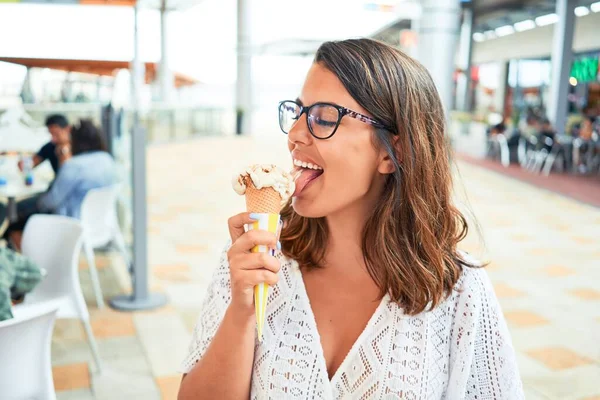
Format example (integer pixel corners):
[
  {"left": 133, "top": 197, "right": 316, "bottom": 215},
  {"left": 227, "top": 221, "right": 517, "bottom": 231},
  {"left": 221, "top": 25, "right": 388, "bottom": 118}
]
[{"left": 288, "top": 63, "right": 392, "bottom": 218}]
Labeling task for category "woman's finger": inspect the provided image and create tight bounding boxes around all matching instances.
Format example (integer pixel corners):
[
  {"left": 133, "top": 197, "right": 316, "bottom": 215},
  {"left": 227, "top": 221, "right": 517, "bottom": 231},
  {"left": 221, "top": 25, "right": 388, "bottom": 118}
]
[
  {"left": 229, "top": 229, "right": 277, "bottom": 255},
  {"left": 229, "top": 252, "right": 280, "bottom": 274},
  {"left": 227, "top": 212, "right": 257, "bottom": 243}
]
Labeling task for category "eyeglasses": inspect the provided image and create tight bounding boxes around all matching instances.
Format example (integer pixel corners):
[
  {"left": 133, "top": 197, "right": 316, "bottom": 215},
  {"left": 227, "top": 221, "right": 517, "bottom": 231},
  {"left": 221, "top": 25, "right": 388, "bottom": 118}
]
[{"left": 278, "top": 100, "right": 394, "bottom": 140}]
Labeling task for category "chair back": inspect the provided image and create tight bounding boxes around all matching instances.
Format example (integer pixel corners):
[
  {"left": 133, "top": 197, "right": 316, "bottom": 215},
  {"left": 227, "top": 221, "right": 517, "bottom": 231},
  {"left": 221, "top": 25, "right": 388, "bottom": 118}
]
[
  {"left": 81, "top": 184, "right": 121, "bottom": 248},
  {"left": 22, "top": 215, "right": 86, "bottom": 319},
  {"left": 0, "top": 298, "right": 64, "bottom": 400}
]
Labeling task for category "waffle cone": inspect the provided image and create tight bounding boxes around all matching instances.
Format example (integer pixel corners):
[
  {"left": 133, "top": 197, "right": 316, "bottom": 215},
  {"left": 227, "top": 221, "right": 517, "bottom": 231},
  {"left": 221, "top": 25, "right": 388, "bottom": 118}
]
[{"left": 245, "top": 181, "right": 282, "bottom": 213}]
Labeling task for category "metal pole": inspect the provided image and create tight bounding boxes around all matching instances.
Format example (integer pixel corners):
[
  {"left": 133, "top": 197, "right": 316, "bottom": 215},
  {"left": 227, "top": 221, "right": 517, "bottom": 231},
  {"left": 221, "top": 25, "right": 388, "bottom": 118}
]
[
  {"left": 236, "top": 0, "right": 252, "bottom": 135},
  {"left": 548, "top": 0, "right": 576, "bottom": 134},
  {"left": 456, "top": 6, "right": 474, "bottom": 112},
  {"left": 111, "top": 0, "right": 167, "bottom": 311},
  {"left": 416, "top": 0, "right": 461, "bottom": 116},
  {"left": 159, "top": 0, "right": 173, "bottom": 103}
]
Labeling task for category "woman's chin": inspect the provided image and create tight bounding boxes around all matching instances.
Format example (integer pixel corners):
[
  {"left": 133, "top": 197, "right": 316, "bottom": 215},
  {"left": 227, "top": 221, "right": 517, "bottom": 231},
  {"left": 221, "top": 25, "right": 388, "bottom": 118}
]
[{"left": 291, "top": 198, "right": 326, "bottom": 218}]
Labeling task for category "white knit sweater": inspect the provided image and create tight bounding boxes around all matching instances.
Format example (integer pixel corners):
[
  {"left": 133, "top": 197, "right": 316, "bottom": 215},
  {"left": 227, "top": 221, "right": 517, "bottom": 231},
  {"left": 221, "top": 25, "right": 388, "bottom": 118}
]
[{"left": 181, "top": 244, "right": 524, "bottom": 399}]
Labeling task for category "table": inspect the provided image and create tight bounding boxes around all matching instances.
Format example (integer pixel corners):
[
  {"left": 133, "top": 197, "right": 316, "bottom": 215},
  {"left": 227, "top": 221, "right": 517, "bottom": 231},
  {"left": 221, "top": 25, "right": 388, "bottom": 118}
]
[{"left": 0, "top": 180, "right": 49, "bottom": 223}]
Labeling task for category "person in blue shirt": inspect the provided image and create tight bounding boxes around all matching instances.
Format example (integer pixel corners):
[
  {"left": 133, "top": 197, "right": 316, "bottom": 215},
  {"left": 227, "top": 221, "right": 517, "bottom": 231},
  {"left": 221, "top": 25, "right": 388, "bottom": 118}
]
[
  {"left": 5, "top": 119, "right": 117, "bottom": 249},
  {"left": 36, "top": 119, "right": 117, "bottom": 218}
]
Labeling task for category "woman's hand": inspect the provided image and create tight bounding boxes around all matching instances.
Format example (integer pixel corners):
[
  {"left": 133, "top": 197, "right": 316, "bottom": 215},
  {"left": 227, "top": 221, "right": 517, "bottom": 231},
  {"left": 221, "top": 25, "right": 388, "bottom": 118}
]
[{"left": 227, "top": 212, "right": 280, "bottom": 317}]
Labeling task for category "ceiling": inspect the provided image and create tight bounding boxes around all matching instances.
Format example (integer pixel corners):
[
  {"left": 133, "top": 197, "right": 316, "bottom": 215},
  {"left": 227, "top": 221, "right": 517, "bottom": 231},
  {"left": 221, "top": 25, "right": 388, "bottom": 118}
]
[
  {"left": 473, "top": 0, "right": 599, "bottom": 32},
  {"left": 371, "top": 0, "right": 599, "bottom": 47}
]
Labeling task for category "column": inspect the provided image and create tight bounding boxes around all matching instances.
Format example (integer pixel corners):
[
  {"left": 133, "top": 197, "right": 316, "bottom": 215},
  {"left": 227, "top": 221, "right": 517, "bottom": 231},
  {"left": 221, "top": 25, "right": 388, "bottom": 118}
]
[
  {"left": 455, "top": 6, "right": 474, "bottom": 112},
  {"left": 111, "top": 0, "right": 167, "bottom": 311},
  {"left": 548, "top": 0, "right": 576, "bottom": 134},
  {"left": 130, "top": 1, "right": 144, "bottom": 114},
  {"left": 236, "top": 0, "right": 252, "bottom": 135},
  {"left": 494, "top": 61, "right": 509, "bottom": 116},
  {"left": 416, "top": 0, "right": 461, "bottom": 115},
  {"left": 159, "top": 0, "right": 174, "bottom": 103}
]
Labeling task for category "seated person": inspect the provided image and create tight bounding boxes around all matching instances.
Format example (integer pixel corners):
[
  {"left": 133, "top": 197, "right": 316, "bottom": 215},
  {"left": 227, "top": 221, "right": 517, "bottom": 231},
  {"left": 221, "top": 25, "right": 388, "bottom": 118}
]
[
  {"left": 18, "top": 114, "right": 71, "bottom": 175},
  {"left": 12, "top": 114, "right": 72, "bottom": 225},
  {"left": 6, "top": 120, "right": 117, "bottom": 249},
  {"left": 537, "top": 117, "right": 556, "bottom": 152},
  {"left": 37, "top": 119, "right": 117, "bottom": 218}
]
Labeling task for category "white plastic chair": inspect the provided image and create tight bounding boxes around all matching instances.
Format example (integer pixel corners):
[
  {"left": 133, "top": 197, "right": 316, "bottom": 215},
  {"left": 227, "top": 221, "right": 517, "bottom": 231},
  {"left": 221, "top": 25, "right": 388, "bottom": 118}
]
[
  {"left": 20, "top": 214, "right": 102, "bottom": 373},
  {"left": 80, "top": 184, "right": 130, "bottom": 309},
  {"left": 0, "top": 297, "right": 64, "bottom": 400}
]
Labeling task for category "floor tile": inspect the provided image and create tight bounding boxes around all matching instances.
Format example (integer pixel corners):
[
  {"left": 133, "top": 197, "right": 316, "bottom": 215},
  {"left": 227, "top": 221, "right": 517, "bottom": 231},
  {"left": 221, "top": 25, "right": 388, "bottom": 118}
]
[
  {"left": 541, "top": 265, "right": 575, "bottom": 277},
  {"left": 153, "top": 264, "right": 192, "bottom": 282},
  {"left": 493, "top": 283, "right": 526, "bottom": 298},
  {"left": 54, "top": 319, "right": 85, "bottom": 341},
  {"left": 156, "top": 375, "right": 182, "bottom": 400},
  {"left": 571, "top": 236, "right": 596, "bottom": 245},
  {"left": 133, "top": 312, "right": 191, "bottom": 377},
  {"left": 56, "top": 389, "right": 95, "bottom": 400},
  {"left": 175, "top": 244, "right": 210, "bottom": 254},
  {"left": 569, "top": 289, "right": 600, "bottom": 301},
  {"left": 91, "top": 309, "right": 137, "bottom": 338},
  {"left": 526, "top": 347, "right": 594, "bottom": 371},
  {"left": 53, "top": 363, "right": 91, "bottom": 391},
  {"left": 91, "top": 368, "right": 160, "bottom": 400},
  {"left": 504, "top": 310, "right": 550, "bottom": 327}
]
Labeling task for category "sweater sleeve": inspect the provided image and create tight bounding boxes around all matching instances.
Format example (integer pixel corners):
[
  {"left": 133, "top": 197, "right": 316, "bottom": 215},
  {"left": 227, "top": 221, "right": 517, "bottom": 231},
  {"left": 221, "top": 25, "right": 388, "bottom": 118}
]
[{"left": 446, "top": 267, "right": 525, "bottom": 399}]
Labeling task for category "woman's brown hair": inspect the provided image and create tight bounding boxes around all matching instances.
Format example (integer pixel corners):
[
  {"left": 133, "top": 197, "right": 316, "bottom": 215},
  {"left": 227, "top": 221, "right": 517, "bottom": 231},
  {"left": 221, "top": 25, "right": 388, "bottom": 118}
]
[
  {"left": 71, "top": 119, "right": 107, "bottom": 156},
  {"left": 280, "top": 38, "right": 478, "bottom": 315}
]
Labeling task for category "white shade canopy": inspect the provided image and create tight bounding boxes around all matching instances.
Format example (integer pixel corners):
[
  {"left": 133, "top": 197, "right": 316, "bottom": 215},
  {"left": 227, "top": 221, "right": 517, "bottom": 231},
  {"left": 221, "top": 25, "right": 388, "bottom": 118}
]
[{"left": 0, "top": 108, "right": 50, "bottom": 153}]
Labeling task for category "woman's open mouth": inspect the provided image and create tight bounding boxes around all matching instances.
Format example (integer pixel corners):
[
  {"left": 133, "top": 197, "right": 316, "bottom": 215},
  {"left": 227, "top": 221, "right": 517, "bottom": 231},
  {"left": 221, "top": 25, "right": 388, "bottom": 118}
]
[{"left": 292, "top": 159, "right": 324, "bottom": 197}]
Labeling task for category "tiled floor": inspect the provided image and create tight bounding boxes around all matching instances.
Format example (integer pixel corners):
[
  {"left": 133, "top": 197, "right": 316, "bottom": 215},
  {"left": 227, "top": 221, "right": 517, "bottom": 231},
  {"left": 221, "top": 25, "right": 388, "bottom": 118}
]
[{"left": 50, "top": 136, "right": 599, "bottom": 399}]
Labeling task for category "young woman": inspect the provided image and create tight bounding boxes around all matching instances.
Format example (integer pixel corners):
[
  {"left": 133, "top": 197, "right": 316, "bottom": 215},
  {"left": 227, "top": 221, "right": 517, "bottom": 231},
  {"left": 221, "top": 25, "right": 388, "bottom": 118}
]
[{"left": 179, "top": 39, "right": 523, "bottom": 399}]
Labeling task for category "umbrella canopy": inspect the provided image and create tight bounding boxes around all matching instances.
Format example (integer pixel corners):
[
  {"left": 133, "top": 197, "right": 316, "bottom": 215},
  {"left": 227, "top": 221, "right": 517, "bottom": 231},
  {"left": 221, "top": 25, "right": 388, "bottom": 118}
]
[{"left": 0, "top": 108, "right": 50, "bottom": 154}]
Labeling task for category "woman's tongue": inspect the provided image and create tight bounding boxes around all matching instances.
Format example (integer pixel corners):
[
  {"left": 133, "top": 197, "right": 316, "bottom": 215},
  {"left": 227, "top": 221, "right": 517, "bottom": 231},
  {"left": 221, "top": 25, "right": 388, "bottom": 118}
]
[{"left": 293, "top": 168, "right": 323, "bottom": 196}]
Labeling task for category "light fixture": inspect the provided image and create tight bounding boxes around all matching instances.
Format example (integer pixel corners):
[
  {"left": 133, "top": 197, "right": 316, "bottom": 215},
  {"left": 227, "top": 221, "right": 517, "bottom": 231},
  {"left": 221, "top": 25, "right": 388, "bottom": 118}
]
[
  {"left": 484, "top": 30, "right": 497, "bottom": 39},
  {"left": 472, "top": 32, "right": 485, "bottom": 42},
  {"left": 513, "top": 19, "right": 536, "bottom": 32},
  {"left": 535, "top": 13, "right": 559, "bottom": 26},
  {"left": 569, "top": 77, "right": 578, "bottom": 86},
  {"left": 495, "top": 25, "right": 515, "bottom": 36},
  {"left": 574, "top": 6, "right": 590, "bottom": 16},
  {"left": 591, "top": 2, "right": 600, "bottom": 12}
]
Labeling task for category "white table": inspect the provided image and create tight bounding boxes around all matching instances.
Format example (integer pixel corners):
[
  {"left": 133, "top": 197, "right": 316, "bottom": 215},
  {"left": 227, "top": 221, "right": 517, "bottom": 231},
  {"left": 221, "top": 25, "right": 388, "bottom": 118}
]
[{"left": 0, "top": 180, "right": 49, "bottom": 223}]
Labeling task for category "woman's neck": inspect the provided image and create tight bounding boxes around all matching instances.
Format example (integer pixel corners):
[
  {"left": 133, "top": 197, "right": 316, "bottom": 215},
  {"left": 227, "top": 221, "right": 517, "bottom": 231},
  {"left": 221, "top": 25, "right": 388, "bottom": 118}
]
[{"left": 324, "top": 200, "right": 373, "bottom": 273}]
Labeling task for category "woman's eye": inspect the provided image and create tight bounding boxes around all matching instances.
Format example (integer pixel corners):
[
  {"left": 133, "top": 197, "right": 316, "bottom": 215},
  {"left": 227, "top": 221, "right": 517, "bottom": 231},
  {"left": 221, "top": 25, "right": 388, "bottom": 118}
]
[{"left": 314, "top": 118, "right": 337, "bottom": 127}]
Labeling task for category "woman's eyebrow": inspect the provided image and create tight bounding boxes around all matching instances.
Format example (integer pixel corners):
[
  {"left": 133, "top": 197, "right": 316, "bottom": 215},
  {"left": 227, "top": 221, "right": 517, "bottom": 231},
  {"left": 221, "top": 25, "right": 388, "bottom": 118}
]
[{"left": 295, "top": 98, "right": 303, "bottom": 106}]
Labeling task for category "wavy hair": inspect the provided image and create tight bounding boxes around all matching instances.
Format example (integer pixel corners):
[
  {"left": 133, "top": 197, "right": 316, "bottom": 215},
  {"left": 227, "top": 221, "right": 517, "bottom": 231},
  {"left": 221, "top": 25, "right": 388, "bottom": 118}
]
[{"left": 280, "top": 38, "right": 478, "bottom": 315}]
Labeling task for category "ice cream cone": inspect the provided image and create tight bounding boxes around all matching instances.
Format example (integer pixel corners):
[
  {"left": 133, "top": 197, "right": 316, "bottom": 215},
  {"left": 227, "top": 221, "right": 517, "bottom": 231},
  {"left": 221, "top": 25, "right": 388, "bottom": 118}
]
[
  {"left": 245, "top": 181, "right": 282, "bottom": 214},
  {"left": 232, "top": 164, "right": 294, "bottom": 342}
]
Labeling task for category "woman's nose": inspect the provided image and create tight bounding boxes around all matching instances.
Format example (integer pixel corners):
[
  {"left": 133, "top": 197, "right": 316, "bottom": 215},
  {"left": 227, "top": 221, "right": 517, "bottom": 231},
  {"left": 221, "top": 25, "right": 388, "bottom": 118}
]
[{"left": 288, "top": 113, "right": 312, "bottom": 146}]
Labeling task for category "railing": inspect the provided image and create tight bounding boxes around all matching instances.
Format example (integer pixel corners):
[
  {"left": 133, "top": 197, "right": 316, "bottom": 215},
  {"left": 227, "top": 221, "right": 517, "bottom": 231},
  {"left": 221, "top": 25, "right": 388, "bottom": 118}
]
[{"left": 1, "top": 103, "right": 234, "bottom": 143}]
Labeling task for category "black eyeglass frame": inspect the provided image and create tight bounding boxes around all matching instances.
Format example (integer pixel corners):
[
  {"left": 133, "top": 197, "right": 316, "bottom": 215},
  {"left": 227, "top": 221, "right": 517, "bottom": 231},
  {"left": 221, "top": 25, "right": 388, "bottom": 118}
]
[{"left": 278, "top": 100, "right": 395, "bottom": 139}]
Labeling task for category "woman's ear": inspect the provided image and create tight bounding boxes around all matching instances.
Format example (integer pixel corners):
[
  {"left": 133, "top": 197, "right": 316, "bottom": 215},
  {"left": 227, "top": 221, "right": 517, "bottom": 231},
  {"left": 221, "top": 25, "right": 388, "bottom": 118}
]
[{"left": 377, "top": 135, "right": 400, "bottom": 175}]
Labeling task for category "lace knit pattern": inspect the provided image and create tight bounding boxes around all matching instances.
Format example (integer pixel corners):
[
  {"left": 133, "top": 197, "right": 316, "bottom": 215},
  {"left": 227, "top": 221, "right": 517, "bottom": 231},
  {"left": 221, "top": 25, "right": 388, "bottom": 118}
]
[{"left": 181, "top": 243, "right": 524, "bottom": 399}]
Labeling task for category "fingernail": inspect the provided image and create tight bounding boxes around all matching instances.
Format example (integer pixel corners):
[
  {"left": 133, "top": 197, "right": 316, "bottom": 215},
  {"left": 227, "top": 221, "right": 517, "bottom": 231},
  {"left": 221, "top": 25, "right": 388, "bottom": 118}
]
[
  {"left": 276, "top": 241, "right": 282, "bottom": 250},
  {"left": 249, "top": 213, "right": 260, "bottom": 220}
]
